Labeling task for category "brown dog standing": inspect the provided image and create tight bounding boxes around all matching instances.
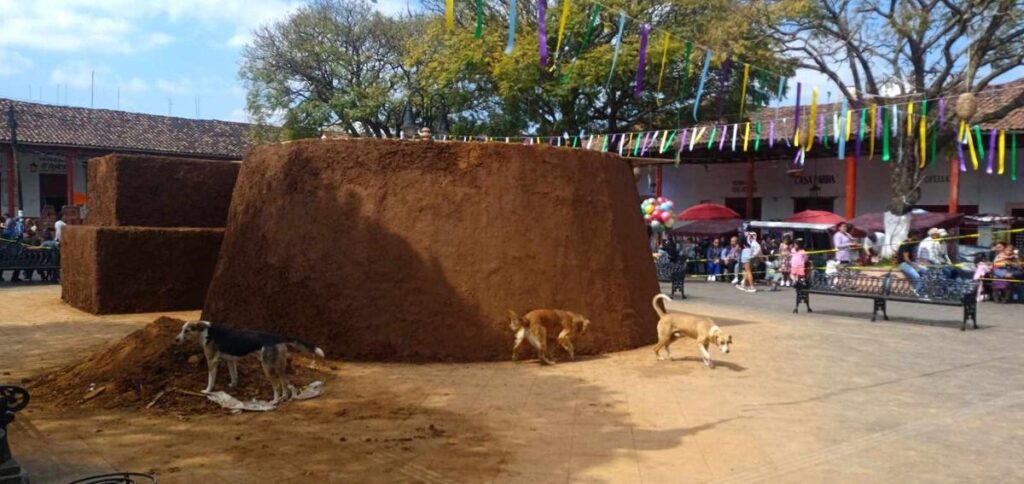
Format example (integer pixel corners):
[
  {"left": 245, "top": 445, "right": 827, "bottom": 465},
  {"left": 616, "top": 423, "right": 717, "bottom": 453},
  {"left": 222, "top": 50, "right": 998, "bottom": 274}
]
[
  {"left": 651, "top": 294, "right": 733, "bottom": 368},
  {"left": 508, "top": 309, "right": 591, "bottom": 364}
]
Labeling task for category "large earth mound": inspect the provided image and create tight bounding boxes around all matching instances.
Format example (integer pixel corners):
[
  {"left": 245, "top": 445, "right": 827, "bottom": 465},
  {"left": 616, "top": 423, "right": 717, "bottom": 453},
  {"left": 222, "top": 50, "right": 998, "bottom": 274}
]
[
  {"left": 32, "top": 317, "right": 330, "bottom": 413},
  {"left": 203, "top": 139, "right": 660, "bottom": 362}
]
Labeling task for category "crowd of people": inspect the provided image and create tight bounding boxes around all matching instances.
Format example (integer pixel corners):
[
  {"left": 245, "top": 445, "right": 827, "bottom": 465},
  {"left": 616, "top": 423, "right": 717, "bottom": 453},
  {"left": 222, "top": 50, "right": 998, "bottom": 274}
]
[
  {"left": 1, "top": 211, "right": 64, "bottom": 282},
  {"left": 656, "top": 222, "right": 1023, "bottom": 302}
]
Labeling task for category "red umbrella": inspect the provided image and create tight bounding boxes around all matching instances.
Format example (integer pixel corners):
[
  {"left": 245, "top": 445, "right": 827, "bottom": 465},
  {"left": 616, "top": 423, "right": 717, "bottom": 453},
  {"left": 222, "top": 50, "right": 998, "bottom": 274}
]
[
  {"left": 676, "top": 203, "right": 740, "bottom": 221},
  {"left": 785, "top": 210, "right": 846, "bottom": 225}
]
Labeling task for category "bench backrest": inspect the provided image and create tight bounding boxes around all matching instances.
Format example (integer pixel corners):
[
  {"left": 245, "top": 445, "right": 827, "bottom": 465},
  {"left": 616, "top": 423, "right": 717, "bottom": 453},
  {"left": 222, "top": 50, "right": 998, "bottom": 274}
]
[{"left": 806, "top": 269, "right": 977, "bottom": 303}]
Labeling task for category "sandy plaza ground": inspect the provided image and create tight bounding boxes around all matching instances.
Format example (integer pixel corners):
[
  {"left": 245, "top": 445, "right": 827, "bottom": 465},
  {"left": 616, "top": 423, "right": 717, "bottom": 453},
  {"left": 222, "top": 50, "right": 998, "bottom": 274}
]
[{"left": 3, "top": 282, "right": 1024, "bottom": 483}]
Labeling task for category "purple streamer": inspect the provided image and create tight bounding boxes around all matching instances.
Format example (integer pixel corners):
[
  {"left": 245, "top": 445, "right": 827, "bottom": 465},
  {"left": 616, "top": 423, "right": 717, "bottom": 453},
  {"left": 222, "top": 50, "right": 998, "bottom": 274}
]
[
  {"left": 634, "top": 24, "right": 650, "bottom": 97},
  {"left": 719, "top": 125, "right": 728, "bottom": 151},
  {"left": 818, "top": 113, "right": 825, "bottom": 143},
  {"left": 678, "top": 129, "right": 688, "bottom": 152},
  {"left": 938, "top": 98, "right": 946, "bottom": 129},
  {"left": 769, "top": 121, "right": 775, "bottom": 147},
  {"left": 538, "top": 0, "right": 547, "bottom": 67},
  {"left": 640, "top": 131, "right": 652, "bottom": 156},
  {"left": 715, "top": 57, "right": 733, "bottom": 120},
  {"left": 876, "top": 105, "right": 883, "bottom": 138},
  {"left": 793, "top": 83, "right": 802, "bottom": 136},
  {"left": 957, "top": 137, "right": 967, "bottom": 172},
  {"left": 986, "top": 129, "right": 997, "bottom": 174}
]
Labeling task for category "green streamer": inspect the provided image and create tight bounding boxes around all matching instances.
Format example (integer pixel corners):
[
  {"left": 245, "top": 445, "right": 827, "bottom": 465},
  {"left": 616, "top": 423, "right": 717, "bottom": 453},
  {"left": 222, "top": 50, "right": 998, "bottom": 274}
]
[
  {"left": 706, "top": 126, "right": 717, "bottom": 150},
  {"left": 929, "top": 124, "right": 937, "bottom": 166},
  {"left": 882, "top": 108, "right": 890, "bottom": 162},
  {"left": 474, "top": 0, "right": 484, "bottom": 38},
  {"left": 858, "top": 108, "right": 866, "bottom": 142},
  {"left": 600, "top": 135, "right": 609, "bottom": 152},
  {"left": 973, "top": 125, "right": 986, "bottom": 161},
  {"left": 563, "top": 4, "right": 601, "bottom": 83},
  {"left": 754, "top": 121, "right": 761, "bottom": 151},
  {"left": 1013, "top": 133, "right": 1018, "bottom": 182},
  {"left": 632, "top": 134, "right": 641, "bottom": 157},
  {"left": 572, "top": 136, "right": 578, "bottom": 148},
  {"left": 662, "top": 130, "right": 677, "bottom": 153}
]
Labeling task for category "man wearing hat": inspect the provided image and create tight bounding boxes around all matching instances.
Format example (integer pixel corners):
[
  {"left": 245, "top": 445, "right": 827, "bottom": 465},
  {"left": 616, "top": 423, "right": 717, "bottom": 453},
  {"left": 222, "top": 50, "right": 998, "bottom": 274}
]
[{"left": 918, "top": 227, "right": 955, "bottom": 279}]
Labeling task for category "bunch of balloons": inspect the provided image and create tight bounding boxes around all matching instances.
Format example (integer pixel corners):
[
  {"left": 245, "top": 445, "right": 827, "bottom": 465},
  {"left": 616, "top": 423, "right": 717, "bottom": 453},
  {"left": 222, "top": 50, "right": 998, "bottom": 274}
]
[{"left": 641, "top": 197, "right": 675, "bottom": 233}]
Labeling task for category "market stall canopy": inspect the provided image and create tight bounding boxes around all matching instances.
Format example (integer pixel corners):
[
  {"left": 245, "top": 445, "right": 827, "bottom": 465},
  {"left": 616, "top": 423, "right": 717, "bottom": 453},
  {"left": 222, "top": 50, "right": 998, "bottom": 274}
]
[
  {"left": 677, "top": 203, "right": 741, "bottom": 221},
  {"left": 670, "top": 219, "right": 746, "bottom": 238},
  {"left": 746, "top": 220, "right": 837, "bottom": 232},
  {"left": 784, "top": 210, "right": 845, "bottom": 225},
  {"left": 847, "top": 212, "right": 964, "bottom": 235}
]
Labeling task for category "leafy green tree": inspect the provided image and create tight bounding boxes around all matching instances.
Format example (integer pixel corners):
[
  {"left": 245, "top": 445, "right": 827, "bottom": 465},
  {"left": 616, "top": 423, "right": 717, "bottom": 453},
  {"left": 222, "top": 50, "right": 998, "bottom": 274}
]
[{"left": 241, "top": 0, "right": 417, "bottom": 139}]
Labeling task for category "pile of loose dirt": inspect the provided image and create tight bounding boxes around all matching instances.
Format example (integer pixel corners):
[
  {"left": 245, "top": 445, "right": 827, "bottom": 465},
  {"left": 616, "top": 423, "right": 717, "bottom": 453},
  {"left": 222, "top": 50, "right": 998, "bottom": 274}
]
[
  {"left": 203, "top": 138, "right": 660, "bottom": 362},
  {"left": 32, "top": 317, "right": 331, "bottom": 413}
]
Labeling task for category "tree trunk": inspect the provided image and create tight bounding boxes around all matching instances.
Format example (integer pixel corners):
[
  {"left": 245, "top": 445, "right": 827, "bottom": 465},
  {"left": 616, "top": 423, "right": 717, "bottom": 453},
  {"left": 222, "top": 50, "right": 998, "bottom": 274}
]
[{"left": 882, "top": 137, "right": 921, "bottom": 259}]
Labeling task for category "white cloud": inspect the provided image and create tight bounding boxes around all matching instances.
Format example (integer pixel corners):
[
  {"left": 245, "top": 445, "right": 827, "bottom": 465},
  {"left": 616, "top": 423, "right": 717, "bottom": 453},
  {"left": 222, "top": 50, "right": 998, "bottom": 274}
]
[
  {"left": 0, "top": 0, "right": 299, "bottom": 53},
  {"left": 374, "top": 0, "right": 420, "bottom": 17},
  {"left": 50, "top": 61, "right": 152, "bottom": 94},
  {"left": 0, "top": 49, "right": 32, "bottom": 77},
  {"left": 228, "top": 108, "right": 250, "bottom": 123},
  {"left": 124, "top": 77, "right": 149, "bottom": 93},
  {"left": 156, "top": 77, "right": 194, "bottom": 95}
]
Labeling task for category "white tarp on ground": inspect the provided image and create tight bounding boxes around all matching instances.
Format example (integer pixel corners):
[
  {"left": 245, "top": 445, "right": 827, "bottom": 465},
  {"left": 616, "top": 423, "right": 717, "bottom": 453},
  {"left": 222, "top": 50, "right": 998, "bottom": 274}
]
[{"left": 204, "top": 381, "right": 324, "bottom": 412}]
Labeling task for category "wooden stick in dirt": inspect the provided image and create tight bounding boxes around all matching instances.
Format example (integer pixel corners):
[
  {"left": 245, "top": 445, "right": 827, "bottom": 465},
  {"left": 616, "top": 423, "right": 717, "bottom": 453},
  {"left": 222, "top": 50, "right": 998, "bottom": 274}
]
[
  {"left": 172, "top": 388, "right": 208, "bottom": 398},
  {"left": 145, "top": 390, "right": 167, "bottom": 409}
]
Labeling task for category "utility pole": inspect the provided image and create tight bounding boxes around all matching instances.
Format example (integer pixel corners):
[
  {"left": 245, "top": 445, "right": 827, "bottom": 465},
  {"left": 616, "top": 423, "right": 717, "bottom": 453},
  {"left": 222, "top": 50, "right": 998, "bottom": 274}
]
[
  {"left": 90, "top": 70, "right": 95, "bottom": 108},
  {"left": 117, "top": 87, "right": 120, "bottom": 109},
  {"left": 6, "top": 106, "right": 23, "bottom": 214}
]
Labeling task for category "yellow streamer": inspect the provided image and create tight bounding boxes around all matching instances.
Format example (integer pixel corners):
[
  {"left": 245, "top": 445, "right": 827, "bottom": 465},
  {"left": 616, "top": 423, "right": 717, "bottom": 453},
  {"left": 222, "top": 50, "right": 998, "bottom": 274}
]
[
  {"left": 656, "top": 33, "right": 670, "bottom": 93},
  {"left": 958, "top": 120, "right": 966, "bottom": 143},
  {"left": 555, "top": 0, "right": 571, "bottom": 59},
  {"left": 743, "top": 122, "right": 750, "bottom": 151},
  {"left": 794, "top": 127, "right": 801, "bottom": 147},
  {"left": 965, "top": 124, "right": 979, "bottom": 170},
  {"left": 845, "top": 110, "right": 852, "bottom": 140},
  {"left": 445, "top": 0, "right": 454, "bottom": 29},
  {"left": 739, "top": 64, "right": 750, "bottom": 118},
  {"left": 906, "top": 102, "right": 913, "bottom": 134},
  {"left": 805, "top": 88, "right": 818, "bottom": 152},
  {"left": 999, "top": 129, "right": 1006, "bottom": 175},
  {"left": 869, "top": 104, "right": 877, "bottom": 159}
]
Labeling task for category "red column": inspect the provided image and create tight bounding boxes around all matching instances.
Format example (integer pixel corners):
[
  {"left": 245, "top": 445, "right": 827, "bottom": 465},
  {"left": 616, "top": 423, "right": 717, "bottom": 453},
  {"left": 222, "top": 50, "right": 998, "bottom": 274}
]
[
  {"left": 655, "top": 165, "right": 663, "bottom": 198},
  {"left": 5, "top": 144, "right": 13, "bottom": 217},
  {"left": 65, "top": 149, "right": 76, "bottom": 211},
  {"left": 745, "top": 158, "right": 754, "bottom": 219},
  {"left": 948, "top": 156, "right": 959, "bottom": 214},
  {"left": 844, "top": 155, "right": 857, "bottom": 219}
]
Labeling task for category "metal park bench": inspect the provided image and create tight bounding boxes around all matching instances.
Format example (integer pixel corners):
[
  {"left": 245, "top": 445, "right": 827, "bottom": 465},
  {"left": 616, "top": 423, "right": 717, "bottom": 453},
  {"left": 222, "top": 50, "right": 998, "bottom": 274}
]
[
  {"left": 655, "top": 259, "right": 687, "bottom": 300},
  {"left": 793, "top": 269, "right": 979, "bottom": 331},
  {"left": 0, "top": 239, "right": 60, "bottom": 281}
]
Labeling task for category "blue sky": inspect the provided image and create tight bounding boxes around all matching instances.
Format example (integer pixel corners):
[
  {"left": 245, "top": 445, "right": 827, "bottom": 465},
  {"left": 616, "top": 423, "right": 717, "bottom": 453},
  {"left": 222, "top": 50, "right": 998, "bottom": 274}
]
[
  {"left": 3, "top": 1, "right": 1011, "bottom": 125},
  {"left": 0, "top": 0, "right": 417, "bottom": 122}
]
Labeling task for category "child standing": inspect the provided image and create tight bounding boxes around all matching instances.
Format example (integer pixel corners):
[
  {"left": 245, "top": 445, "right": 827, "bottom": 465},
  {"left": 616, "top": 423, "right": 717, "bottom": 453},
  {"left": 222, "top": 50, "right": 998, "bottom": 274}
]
[
  {"left": 778, "top": 234, "right": 793, "bottom": 287},
  {"left": 789, "top": 238, "right": 808, "bottom": 284}
]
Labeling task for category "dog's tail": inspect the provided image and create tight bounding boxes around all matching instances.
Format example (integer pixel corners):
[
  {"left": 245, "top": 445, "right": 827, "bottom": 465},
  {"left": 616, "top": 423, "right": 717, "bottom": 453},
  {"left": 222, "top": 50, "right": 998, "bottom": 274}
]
[
  {"left": 651, "top": 294, "right": 671, "bottom": 318},
  {"left": 287, "top": 340, "right": 325, "bottom": 358}
]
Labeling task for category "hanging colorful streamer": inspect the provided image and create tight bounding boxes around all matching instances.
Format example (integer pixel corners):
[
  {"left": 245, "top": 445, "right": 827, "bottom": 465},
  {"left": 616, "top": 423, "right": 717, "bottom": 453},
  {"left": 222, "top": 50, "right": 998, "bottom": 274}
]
[
  {"left": 973, "top": 125, "right": 986, "bottom": 169},
  {"left": 754, "top": 122, "right": 762, "bottom": 151},
  {"left": 793, "top": 83, "right": 802, "bottom": 137},
  {"left": 1012, "top": 134, "right": 1018, "bottom": 182},
  {"left": 906, "top": 102, "right": 913, "bottom": 134},
  {"left": 605, "top": 12, "right": 626, "bottom": 88},
  {"left": 742, "top": 122, "right": 750, "bottom": 152},
  {"left": 565, "top": 4, "right": 601, "bottom": 81},
  {"left": 805, "top": 87, "right": 818, "bottom": 152},
  {"left": 634, "top": 24, "right": 650, "bottom": 97},
  {"left": 475, "top": 0, "right": 484, "bottom": 38},
  {"left": 537, "top": 0, "right": 548, "bottom": 66},
  {"left": 738, "top": 64, "right": 750, "bottom": 118},
  {"left": 446, "top": 0, "right": 455, "bottom": 29},
  {"left": 707, "top": 125, "right": 717, "bottom": 150},
  {"left": 868, "top": 105, "right": 877, "bottom": 159},
  {"left": 715, "top": 57, "right": 733, "bottom": 120},
  {"left": 692, "top": 49, "right": 712, "bottom": 121},
  {"left": 956, "top": 127, "right": 967, "bottom": 172},
  {"left": 998, "top": 130, "right": 1006, "bottom": 175},
  {"left": 554, "top": 0, "right": 571, "bottom": 62},
  {"left": 966, "top": 125, "right": 980, "bottom": 171},
  {"left": 881, "top": 108, "right": 890, "bottom": 162},
  {"left": 986, "top": 129, "right": 996, "bottom": 174},
  {"left": 918, "top": 100, "right": 927, "bottom": 168},
  {"left": 504, "top": 0, "right": 517, "bottom": 54},
  {"left": 836, "top": 97, "right": 847, "bottom": 160},
  {"left": 656, "top": 33, "right": 671, "bottom": 93}
]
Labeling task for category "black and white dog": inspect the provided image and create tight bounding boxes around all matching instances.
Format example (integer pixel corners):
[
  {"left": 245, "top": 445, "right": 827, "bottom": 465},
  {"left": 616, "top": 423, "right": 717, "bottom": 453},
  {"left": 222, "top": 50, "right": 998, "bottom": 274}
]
[{"left": 175, "top": 320, "right": 325, "bottom": 403}]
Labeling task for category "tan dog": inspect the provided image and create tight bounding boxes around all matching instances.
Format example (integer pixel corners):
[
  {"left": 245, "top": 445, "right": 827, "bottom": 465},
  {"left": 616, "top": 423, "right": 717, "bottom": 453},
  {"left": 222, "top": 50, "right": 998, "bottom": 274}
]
[
  {"left": 651, "top": 294, "right": 732, "bottom": 368},
  {"left": 507, "top": 309, "right": 591, "bottom": 364}
]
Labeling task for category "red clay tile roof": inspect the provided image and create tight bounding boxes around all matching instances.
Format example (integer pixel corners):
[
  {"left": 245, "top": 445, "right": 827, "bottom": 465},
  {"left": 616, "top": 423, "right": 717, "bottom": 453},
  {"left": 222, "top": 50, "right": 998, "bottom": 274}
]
[{"left": 0, "top": 98, "right": 253, "bottom": 159}]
